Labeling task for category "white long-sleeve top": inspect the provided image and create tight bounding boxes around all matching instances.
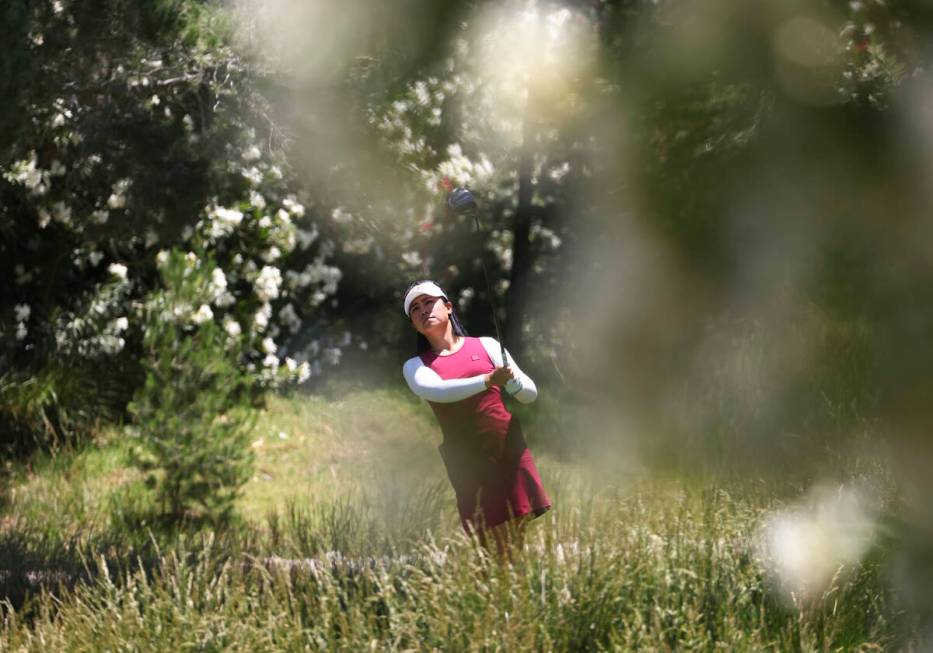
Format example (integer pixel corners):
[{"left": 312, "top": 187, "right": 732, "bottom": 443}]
[{"left": 402, "top": 336, "right": 538, "bottom": 404}]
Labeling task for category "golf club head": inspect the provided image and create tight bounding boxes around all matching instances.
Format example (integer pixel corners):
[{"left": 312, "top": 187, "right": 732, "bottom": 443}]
[{"left": 446, "top": 187, "right": 477, "bottom": 214}]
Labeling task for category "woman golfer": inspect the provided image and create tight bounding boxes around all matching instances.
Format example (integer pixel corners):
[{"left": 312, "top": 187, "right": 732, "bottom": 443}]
[{"left": 401, "top": 280, "right": 551, "bottom": 547}]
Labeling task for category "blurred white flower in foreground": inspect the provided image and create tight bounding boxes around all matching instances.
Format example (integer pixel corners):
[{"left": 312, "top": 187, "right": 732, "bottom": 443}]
[{"left": 756, "top": 483, "right": 879, "bottom": 602}]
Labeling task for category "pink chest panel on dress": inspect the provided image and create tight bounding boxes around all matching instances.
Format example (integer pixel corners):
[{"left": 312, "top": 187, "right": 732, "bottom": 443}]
[{"left": 420, "top": 337, "right": 511, "bottom": 440}]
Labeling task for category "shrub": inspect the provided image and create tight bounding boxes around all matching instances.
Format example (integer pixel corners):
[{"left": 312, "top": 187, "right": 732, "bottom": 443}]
[{"left": 128, "top": 249, "right": 256, "bottom": 523}]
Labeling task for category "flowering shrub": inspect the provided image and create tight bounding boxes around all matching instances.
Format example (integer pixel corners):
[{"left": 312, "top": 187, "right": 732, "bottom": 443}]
[{"left": 0, "top": 1, "right": 342, "bottom": 449}]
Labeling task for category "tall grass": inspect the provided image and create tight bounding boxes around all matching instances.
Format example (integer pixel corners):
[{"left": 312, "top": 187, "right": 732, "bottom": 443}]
[
  {"left": 0, "top": 477, "right": 909, "bottom": 651},
  {"left": 0, "top": 389, "right": 915, "bottom": 650}
]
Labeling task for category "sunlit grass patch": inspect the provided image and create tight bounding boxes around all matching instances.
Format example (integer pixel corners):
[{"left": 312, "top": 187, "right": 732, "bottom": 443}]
[
  {"left": 240, "top": 388, "right": 445, "bottom": 522},
  {"left": 0, "top": 434, "right": 137, "bottom": 541}
]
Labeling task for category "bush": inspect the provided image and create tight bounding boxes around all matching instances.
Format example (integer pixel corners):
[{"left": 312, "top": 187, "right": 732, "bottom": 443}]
[{"left": 128, "top": 249, "right": 256, "bottom": 523}]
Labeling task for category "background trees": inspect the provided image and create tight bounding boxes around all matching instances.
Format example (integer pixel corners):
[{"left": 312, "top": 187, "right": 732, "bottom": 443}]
[
  {"left": 2, "top": 0, "right": 931, "bottom": 520},
  {"left": 0, "top": 1, "right": 336, "bottom": 456}
]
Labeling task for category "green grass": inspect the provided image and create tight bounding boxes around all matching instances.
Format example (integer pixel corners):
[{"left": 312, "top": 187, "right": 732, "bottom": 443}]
[{"left": 0, "top": 385, "right": 916, "bottom": 651}]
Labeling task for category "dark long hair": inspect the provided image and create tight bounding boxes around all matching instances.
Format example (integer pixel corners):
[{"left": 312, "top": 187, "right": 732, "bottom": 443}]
[{"left": 405, "top": 280, "right": 469, "bottom": 355}]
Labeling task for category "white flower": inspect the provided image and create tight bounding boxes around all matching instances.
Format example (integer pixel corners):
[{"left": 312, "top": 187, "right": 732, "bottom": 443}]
[
  {"left": 261, "top": 246, "right": 281, "bottom": 263},
  {"left": 254, "top": 266, "right": 282, "bottom": 302},
  {"left": 100, "top": 335, "right": 125, "bottom": 355},
  {"left": 51, "top": 1, "right": 64, "bottom": 15},
  {"left": 211, "top": 207, "right": 244, "bottom": 224},
  {"left": 49, "top": 160, "right": 66, "bottom": 176},
  {"left": 191, "top": 304, "right": 213, "bottom": 325},
  {"left": 112, "top": 316, "right": 129, "bottom": 332},
  {"left": 249, "top": 190, "right": 266, "bottom": 210},
  {"left": 413, "top": 80, "right": 431, "bottom": 106},
  {"left": 156, "top": 250, "right": 169, "bottom": 266},
  {"left": 37, "top": 208, "right": 51, "bottom": 228},
  {"left": 275, "top": 208, "right": 291, "bottom": 223},
  {"left": 282, "top": 196, "right": 305, "bottom": 217},
  {"left": 530, "top": 224, "right": 562, "bottom": 250},
  {"left": 331, "top": 207, "right": 353, "bottom": 224},
  {"left": 14, "top": 266, "right": 31, "bottom": 285},
  {"left": 149, "top": 94, "right": 160, "bottom": 107},
  {"left": 6, "top": 153, "right": 47, "bottom": 193},
  {"left": 224, "top": 318, "right": 242, "bottom": 338},
  {"left": 91, "top": 210, "right": 109, "bottom": 224},
  {"left": 254, "top": 303, "right": 271, "bottom": 332},
  {"left": 437, "top": 143, "right": 478, "bottom": 187},
  {"left": 263, "top": 353, "right": 279, "bottom": 368},
  {"left": 261, "top": 337, "right": 277, "bottom": 354},
  {"left": 14, "top": 304, "right": 30, "bottom": 322},
  {"left": 285, "top": 357, "right": 298, "bottom": 372},
  {"left": 108, "top": 263, "right": 128, "bottom": 279},
  {"left": 242, "top": 145, "right": 262, "bottom": 161},
  {"left": 88, "top": 251, "right": 104, "bottom": 266},
  {"left": 51, "top": 113, "right": 66, "bottom": 128},
  {"left": 296, "top": 361, "right": 311, "bottom": 383},
  {"left": 52, "top": 201, "right": 71, "bottom": 224},
  {"left": 342, "top": 236, "right": 375, "bottom": 255},
  {"left": 296, "top": 226, "right": 318, "bottom": 249},
  {"left": 215, "top": 291, "right": 236, "bottom": 308},
  {"left": 211, "top": 267, "right": 227, "bottom": 293},
  {"left": 242, "top": 166, "right": 263, "bottom": 186},
  {"left": 171, "top": 303, "right": 191, "bottom": 320},
  {"left": 549, "top": 161, "right": 571, "bottom": 182},
  {"left": 16, "top": 322, "right": 28, "bottom": 340},
  {"left": 279, "top": 303, "right": 301, "bottom": 334},
  {"left": 109, "top": 178, "right": 131, "bottom": 205},
  {"left": 401, "top": 251, "right": 422, "bottom": 267},
  {"left": 207, "top": 205, "right": 244, "bottom": 239}
]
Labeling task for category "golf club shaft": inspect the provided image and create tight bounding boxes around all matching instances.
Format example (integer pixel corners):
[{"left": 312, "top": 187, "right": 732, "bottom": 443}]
[{"left": 471, "top": 210, "right": 508, "bottom": 367}]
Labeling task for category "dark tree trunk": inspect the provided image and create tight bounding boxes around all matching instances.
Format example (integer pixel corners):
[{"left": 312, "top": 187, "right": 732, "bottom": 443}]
[{"left": 503, "top": 126, "right": 534, "bottom": 364}]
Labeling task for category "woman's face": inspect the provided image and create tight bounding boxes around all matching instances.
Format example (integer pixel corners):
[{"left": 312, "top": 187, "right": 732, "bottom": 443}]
[{"left": 408, "top": 294, "right": 452, "bottom": 335}]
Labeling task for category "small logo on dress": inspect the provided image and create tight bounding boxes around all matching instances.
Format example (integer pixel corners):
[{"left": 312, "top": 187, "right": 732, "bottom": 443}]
[{"left": 471, "top": 354, "right": 480, "bottom": 361}]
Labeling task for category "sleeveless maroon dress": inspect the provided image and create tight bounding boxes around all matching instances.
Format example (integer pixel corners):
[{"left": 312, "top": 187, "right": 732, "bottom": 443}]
[{"left": 420, "top": 337, "right": 551, "bottom": 532}]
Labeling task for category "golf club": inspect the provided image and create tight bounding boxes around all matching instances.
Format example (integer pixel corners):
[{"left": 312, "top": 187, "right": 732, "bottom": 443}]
[{"left": 445, "top": 186, "right": 509, "bottom": 367}]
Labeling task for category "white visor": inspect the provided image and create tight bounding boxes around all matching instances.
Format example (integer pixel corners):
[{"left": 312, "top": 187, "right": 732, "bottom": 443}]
[{"left": 403, "top": 281, "right": 447, "bottom": 316}]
